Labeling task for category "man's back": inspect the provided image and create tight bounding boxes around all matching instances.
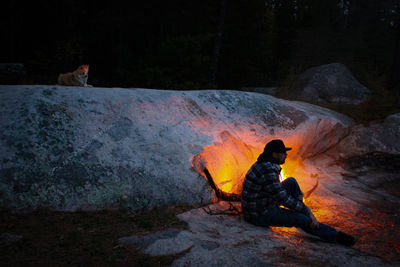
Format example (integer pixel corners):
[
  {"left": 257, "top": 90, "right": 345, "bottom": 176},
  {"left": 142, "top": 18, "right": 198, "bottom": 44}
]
[
  {"left": 241, "top": 161, "right": 281, "bottom": 221},
  {"left": 242, "top": 160, "right": 310, "bottom": 222}
]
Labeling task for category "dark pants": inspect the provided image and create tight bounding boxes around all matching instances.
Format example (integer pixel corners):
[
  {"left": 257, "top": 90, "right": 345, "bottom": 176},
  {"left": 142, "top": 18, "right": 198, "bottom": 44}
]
[{"left": 251, "top": 177, "right": 338, "bottom": 243}]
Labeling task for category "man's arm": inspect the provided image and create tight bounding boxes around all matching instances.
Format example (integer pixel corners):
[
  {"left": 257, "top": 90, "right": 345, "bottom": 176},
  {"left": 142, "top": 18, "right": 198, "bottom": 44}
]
[{"left": 262, "top": 172, "right": 310, "bottom": 216}]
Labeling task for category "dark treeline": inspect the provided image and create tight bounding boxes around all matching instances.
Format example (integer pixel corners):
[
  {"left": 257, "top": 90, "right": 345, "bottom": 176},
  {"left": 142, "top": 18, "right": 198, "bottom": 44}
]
[{"left": 1, "top": 0, "right": 399, "bottom": 92}]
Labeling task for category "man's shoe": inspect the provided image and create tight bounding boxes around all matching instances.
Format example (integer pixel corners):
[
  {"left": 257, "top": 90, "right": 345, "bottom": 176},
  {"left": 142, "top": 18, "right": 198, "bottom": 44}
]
[{"left": 336, "top": 231, "right": 356, "bottom": 246}]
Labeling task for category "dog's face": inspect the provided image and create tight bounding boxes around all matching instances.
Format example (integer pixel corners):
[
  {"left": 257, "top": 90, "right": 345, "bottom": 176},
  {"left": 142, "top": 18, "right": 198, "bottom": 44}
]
[{"left": 76, "top": 64, "right": 89, "bottom": 78}]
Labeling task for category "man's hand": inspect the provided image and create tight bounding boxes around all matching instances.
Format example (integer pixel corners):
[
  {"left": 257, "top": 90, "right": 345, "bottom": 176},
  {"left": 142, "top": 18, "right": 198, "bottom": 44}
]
[{"left": 309, "top": 212, "right": 319, "bottom": 229}]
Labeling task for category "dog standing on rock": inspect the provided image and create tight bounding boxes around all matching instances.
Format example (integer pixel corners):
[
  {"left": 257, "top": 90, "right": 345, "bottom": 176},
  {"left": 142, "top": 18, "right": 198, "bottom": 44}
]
[{"left": 57, "top": 65, "right": 92, "bottom": 87}]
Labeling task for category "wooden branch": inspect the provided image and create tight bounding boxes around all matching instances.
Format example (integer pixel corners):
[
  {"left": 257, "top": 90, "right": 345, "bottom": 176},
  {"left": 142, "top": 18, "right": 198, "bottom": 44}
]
[{"left": 203, "top": 168, "right": 241, "bottom": 202}]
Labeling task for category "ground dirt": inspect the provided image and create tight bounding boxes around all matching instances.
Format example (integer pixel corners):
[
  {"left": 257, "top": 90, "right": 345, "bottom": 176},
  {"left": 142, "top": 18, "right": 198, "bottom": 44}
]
[{"left": 0, "top": 206, "right": 193, "bottom": 266}]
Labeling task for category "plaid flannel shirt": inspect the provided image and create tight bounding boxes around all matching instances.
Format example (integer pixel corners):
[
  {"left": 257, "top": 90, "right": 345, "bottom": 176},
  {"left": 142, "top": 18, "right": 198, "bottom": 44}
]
[{"left": 241, "top": 161, "right": 310, "bottom": 221}]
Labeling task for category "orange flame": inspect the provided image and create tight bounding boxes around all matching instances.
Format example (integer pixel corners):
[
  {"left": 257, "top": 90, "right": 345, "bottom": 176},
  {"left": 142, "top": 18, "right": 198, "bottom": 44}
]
[
  {"left": 192, "top": 131, "right": 300, "bottom": 195},
  {"left": 279, "top": 169, "right": 286, "bottom": 182}
]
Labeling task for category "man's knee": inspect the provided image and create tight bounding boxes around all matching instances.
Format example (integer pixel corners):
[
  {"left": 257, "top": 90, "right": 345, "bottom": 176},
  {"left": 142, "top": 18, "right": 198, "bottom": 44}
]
[
  {"left": 285, "top": 177, "right": 297, "bottom": 184},
  {"left": 282, "top": 177, "right": 299, "bottom": 187},
  {"left": 282, "top": 177, "right": 302, "bottom": 197}
]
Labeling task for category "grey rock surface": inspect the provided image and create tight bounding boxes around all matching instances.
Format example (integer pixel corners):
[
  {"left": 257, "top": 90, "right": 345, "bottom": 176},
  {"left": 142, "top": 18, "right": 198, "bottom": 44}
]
[
  {"left": 120, "top": 202, "right": 395, "bottom": 266},
  {"left": 0, "top": 85, "right": 353, "bottom": 212},
  {"left": 325, "top": 112, "right": 400, "bottom": 160},
  {"left": 293, "top": 63, "right": 371, "bottom": 104}
]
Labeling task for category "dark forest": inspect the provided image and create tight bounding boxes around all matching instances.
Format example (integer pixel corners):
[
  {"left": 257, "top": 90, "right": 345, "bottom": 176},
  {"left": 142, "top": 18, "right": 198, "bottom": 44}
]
[{"left": 1, "top": 0, "right": 399, "bottom": 93}]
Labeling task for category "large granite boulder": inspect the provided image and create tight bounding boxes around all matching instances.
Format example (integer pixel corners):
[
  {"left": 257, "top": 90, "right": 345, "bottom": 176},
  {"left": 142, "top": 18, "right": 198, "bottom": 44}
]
[
  {"left": 292, "top": 63, "right": 371, "bottom": 104},
  {"left": 325, "top": 113, "right": 400, "bottom": 160},
  {"left": 0, "top": 85, "right": 353, "bottom": 212}
]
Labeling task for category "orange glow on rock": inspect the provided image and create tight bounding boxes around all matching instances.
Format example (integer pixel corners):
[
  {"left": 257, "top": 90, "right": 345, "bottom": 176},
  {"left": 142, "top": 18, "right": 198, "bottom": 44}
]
[
  {"left": 192, "top": 131, "right": 261, "bottom": 194},
  {"left": 191, "top": 131, "right": 301, "bottom": 195}
]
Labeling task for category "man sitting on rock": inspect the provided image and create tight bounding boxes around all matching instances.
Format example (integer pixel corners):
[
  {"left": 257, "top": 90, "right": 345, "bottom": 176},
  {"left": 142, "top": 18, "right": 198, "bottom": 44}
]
[{"left": 241, "top": 139, "right": 356, "bottom": 246}]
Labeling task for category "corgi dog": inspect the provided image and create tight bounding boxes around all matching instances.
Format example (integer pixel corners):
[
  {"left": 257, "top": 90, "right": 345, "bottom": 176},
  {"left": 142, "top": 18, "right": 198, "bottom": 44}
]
[{"left": 57, "top": 64, "right": 92, "bottom": 87}]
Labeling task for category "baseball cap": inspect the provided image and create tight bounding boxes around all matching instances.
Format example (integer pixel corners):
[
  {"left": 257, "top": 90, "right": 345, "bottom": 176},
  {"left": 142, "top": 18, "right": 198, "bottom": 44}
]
[{"left": 263, "top": 139, "right": 292, "bottom": 154}]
